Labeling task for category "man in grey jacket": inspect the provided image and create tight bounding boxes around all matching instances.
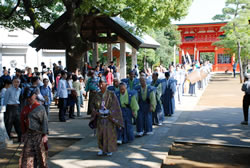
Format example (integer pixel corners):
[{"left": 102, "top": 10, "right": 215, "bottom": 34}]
[{"left": 241, "top": 75, "right": 250, "bottom": 125}]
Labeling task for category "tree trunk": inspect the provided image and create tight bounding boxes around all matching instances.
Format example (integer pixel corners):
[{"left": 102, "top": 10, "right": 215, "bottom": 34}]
[
  {"left": 66, "top": 49, "right": 84, "bottom": 72},
  {"left": 237, "top": 41, "right": 244, "bottom": 83}
]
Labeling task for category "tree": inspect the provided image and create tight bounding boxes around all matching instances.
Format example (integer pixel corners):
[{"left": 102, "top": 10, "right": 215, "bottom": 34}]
[
  {"left": 155, "top": 25, "right": 181, "bottom": 67},
  {"left": 213, "top": 0, "right": 250, "bottom": 82},
  {"left": 136, "top": 24, "right": 182, "bottom": 71},
  {"left": 0, "top": 0, "right": 192, "bottom": 71}
]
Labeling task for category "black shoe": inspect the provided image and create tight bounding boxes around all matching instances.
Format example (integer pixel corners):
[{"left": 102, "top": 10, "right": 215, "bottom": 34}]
[
  {"left": 69, "top": 116, "right": 75, "bottom": 119},
  {"left": 60, "top": 119, "right": 66, "bottom": 122}
]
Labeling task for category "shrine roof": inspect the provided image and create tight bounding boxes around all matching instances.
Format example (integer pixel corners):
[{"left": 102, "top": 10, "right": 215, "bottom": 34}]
[
  {"left": 30, "top": 12, "right": 160, "bottom": 51},
  {"left": 176, "top": 22, "right": 227, "bottom": 27}
]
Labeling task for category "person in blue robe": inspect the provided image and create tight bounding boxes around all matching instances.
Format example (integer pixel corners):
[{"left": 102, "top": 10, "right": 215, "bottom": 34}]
[
  {"left": 161, "top": 72, "right": 176, "bottom": 116},
  {"left": 115, "top": 83, "right": 139, "bottom": 144},
  {"left": 121, "top": 71, "right": 140, "bottom": 91},
  {"left": 135, "top": 75, "right": 156, "bottom": 136},
  {"left": 151, "top": 72, "right": 164, "bottom": 125}
]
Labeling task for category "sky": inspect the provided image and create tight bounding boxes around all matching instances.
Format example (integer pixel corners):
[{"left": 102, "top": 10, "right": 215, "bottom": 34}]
[{"left": 173, "top": 0, "right": 227, "bottom": 24}]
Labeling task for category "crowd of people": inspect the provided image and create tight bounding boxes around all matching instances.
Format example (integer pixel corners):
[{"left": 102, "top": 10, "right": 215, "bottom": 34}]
[
  {"left": 0, "top": 59, "right": 214, "bottom": 166},
  {"left": 86, "top": 60, "right": 213, "bottom": 156}
]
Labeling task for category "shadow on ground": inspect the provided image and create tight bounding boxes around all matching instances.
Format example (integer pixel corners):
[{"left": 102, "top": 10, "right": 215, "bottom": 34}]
[
  {"left": 166, "top": 107, "right": 250, "bottom": 147},
  {"left": 162, "top": 142, "right": 250, "bottom": 168},
  {"left": 0, "top": 137, "right": 81, "bottom": 168}
]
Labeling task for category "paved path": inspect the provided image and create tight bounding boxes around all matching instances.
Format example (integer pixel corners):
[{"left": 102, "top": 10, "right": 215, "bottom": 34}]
[
  {"left": 166, "top": 74, "right": 250, "bottom": 147},
  {"left": 47, "top": 78, "right": 207, "bottom": 168}
]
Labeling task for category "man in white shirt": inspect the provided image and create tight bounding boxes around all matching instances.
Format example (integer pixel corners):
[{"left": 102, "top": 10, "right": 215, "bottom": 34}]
[
  {"left": 4, "top": 78, "right": 22, "bottom": 142},
  {"left": 57, "top": 71, "right": 68, "bottom": 122}
]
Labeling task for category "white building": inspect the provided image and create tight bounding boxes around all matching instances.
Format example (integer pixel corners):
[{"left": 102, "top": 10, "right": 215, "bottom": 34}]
[{"left": 0, "top": 27, "right": 66, "bottom": 75}]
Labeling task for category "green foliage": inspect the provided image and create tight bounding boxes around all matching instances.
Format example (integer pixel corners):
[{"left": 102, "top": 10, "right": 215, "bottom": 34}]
[
  {"left": 0, "top": 0, "right": 64, "bottom": 31},
  {"left": 0, "top": 0, "right": 191, "bottom": 71},
  {"left": 136, "top": 24, "right": 181, "bottom": 70},
  {"left": 213, "top": 0, "right": 250, "bottom": 71},
  {"left": 0, "top": 0, "right": 192, "bottom": 33}
]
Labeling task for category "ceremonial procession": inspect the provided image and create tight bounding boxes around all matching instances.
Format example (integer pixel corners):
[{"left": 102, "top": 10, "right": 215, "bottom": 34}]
[{"left": 0, "top": 0, "right": 249, "bottom": 167}]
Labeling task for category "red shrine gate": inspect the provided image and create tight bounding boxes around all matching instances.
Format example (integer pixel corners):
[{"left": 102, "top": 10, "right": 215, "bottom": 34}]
[{"left": 177, "top": 22, "right": 239, "bottom": 72}]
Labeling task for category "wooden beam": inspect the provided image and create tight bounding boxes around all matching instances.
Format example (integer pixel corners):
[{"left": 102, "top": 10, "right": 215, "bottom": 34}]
[{"left": 82, "top": 35, "right": 118, "bottom": 43}]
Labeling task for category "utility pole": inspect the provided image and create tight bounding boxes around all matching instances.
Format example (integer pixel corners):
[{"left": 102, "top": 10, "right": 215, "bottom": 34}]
[{"left": 237, "top": 41, "right": 244, "bottom": 83}]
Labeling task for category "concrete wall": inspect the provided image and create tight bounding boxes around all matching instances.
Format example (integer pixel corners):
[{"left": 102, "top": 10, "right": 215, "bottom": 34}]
[{"left": 0, "top": 28, "right": 65, "bottom": 75}]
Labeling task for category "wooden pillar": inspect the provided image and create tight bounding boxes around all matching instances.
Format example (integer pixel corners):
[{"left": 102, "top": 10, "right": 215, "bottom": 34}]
[
  {"left": 120, "top": 41, "right": 126, "bottom": 79},
  {"left": 92, "top": 43, "right": 98, "bottom": 67},
  {"left": 214, "top": 47, "right": 218, "bottom": 65},
  {"left": 107, "top": 43, "right": 113, "bottom": 63},
  {"left": 117, "top": 57, "right": 120, "bottom": 70},
  {"left": 84, "top": 51, "right": 89, "bottom": 63},
  {"left": 214, "top": 47, "right": 218, "bottom": 71},
  {"left": 131, "top": 48, "right": 137, "bottom": 69},
  {"left": 179, "top": 50, "right": 182, "bottom": 64}
]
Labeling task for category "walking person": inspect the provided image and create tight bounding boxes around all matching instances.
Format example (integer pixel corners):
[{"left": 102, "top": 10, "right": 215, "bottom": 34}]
[
  {"left": 233, "top": 61, "right": 237, "bottom": 78},
  {"left": 161, "top": 72, "right": 177, "bottom": 116},
  {"left": 115, "top": 82, "right": 139, "bottom": 144},
  {"left": 85, "top": 70, "right": 100, "bottom": 115},
  {"left": 40, "top": 78, "right": 52, "bottom": 120},
  {"left": 105, "top": 68, "right": 114, "bottom": 86},
  {"left": 19, "top": 87, "right": 49, "bottom": 168},
  {"left": 89, "top": 78, "right": 123, "bottom": 156},
  {"left": 135, "top": 75, "right": 156, "bottom": 136},
  {"left": 121, "top": 71, "right": 140, "bottom": 91},
  {"left": 57, "top": 70, "right": 68, "bottom": 122},
  {"left": 151, "top": 72, "right": 164, "bottom": 125},
  {"left": 72, "top": 75, "right": 82, "bottom": 117},
  {"left": 66, "top": 73, "right": 76, "bottom": 119},
  {"left": 4, "top": 78, "right": 22, "bottom": 142},
  {"left": 241, "top": 75, "right": 250, "bottom": 125},
  {"left": 175, "top": 65, "right": 185, "bottom": 104}
]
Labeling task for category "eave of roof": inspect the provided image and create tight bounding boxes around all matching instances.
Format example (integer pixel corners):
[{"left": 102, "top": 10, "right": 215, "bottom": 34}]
[
  {"left": 30, "top": 12, "right": 160, "bottom": 51},
  {"left": 176, "top": 22, "right": 228, "bottom": 26}
]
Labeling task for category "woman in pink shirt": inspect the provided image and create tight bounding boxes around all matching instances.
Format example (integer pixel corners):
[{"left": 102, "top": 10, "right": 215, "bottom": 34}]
[{"left": 105, "top": 68, "right": 113, "bottom": 86}]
